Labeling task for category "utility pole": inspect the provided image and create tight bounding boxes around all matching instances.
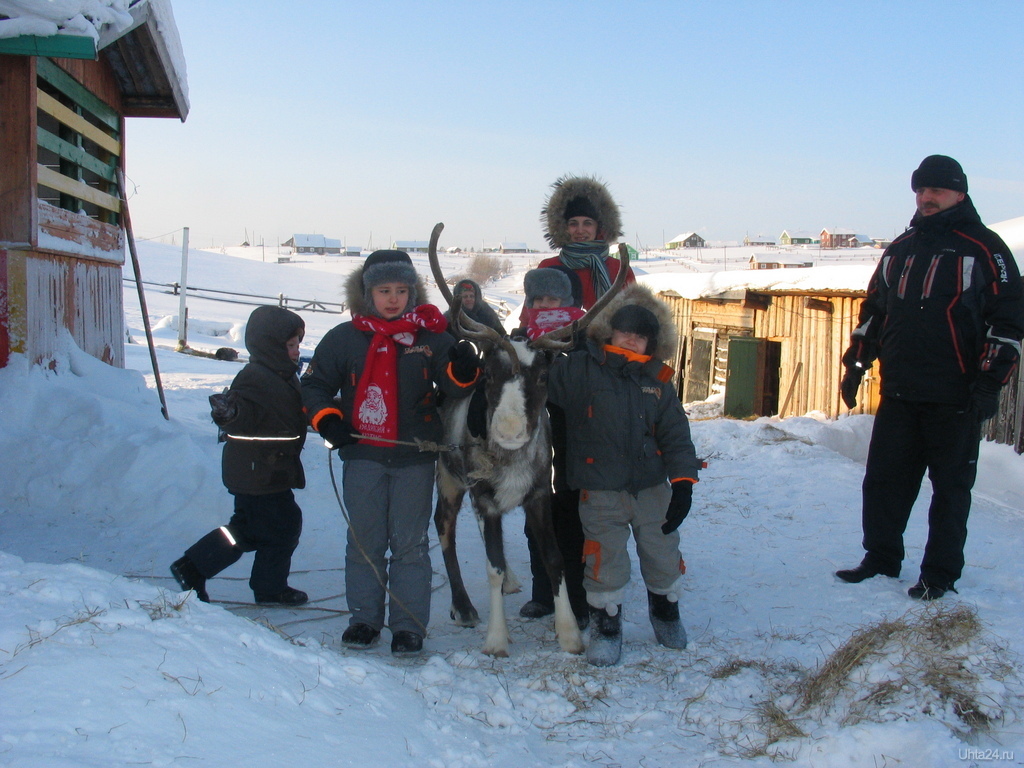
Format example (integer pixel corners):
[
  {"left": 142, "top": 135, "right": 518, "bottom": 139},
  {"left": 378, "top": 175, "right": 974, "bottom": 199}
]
[{"left": 176, "top": 226, "right": 190, "bottom": 350}]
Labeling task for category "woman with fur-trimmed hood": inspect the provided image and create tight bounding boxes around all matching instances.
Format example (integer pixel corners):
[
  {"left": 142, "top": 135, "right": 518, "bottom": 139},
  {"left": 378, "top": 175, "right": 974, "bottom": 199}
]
[
  {"left": 301, "top": 250, "right": 481, "bottom": 656},
  {"left": 547, "top": 284, "right": 700, "bottom": 666},
  {"left": 538, "top": 174, "right": 636, "bottom": 309}
]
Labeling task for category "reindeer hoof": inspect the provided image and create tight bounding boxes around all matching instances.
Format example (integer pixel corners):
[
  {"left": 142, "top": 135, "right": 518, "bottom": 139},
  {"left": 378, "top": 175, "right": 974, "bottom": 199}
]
[
  {"left": 559, "top": 636, "right": 585, "bottom": 655},
  {"left": 450, "top": 605, "right": 480, "bottom": 627},
  {"left": 482, "top": 646, "right": 510, "bottom": 658}
]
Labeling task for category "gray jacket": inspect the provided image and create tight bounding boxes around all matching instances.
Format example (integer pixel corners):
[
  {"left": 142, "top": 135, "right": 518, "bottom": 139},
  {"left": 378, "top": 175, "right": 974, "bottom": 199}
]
[{"left": 547, "top": 339, "right": 699, "bottom": 496}]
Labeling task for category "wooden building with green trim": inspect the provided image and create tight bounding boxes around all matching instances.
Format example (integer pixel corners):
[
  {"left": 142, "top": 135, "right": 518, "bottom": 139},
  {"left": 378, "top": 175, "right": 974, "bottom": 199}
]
[{"left": 0, "top": 2, "right": 188, "bottom": 369}]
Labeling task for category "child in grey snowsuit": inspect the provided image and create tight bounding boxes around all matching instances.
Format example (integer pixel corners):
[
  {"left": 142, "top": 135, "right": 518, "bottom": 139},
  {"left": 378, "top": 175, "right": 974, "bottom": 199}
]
[
  {"left": 170, "top": 306, "right": 308, "bottom": 606},
  {"left": 547, "top": 284, "right": 700, "bottom": 665},
  {"left": 301, "top": 250, "right": 480, "bottom": 656}
]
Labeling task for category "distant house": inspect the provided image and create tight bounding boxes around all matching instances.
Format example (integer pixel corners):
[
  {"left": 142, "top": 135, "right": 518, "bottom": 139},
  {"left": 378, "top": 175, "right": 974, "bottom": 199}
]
[
  {"left": 870, "top": 237, "right": 892, "bottom": 249},
  {"left": 393, "top": 240, "right": 429, "bottom": 253},
  {"left": 744, "top": 235, "right": 776, "bottom": 247},
  {"left": 499, "top": 242, "right": 528, "bottom": 254},
  {"left": 344, "top": 245, "right": 362, "bottom": 256},
  {"left": 282, "top": 234, "right": 342, "bottom": 255},
  {"left": 779, "top": 230, "right": 818, "bottom": 246},
  {"left": 666, "top": 232, "right": 706, "bottom": 249},
  {"left": 0, "top": 4, "right": 189, "bottom": 370},
  {"left": 748, "top": 255, "right": 814, "bottom": 270},
  {"left": 820, "top": 228, "right": 858, "bottom": 249}
]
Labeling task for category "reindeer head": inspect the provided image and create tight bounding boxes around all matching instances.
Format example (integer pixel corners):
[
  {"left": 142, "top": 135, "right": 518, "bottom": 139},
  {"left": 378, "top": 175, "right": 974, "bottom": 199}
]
[{"left": 428, "top": 222, "right": 630, "bottom": 453}]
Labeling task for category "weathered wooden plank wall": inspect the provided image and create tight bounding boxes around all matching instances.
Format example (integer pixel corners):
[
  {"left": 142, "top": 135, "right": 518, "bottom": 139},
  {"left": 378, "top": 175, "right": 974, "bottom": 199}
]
[{"left": 6, "top": 250, "right": 123, "bottom": 367}]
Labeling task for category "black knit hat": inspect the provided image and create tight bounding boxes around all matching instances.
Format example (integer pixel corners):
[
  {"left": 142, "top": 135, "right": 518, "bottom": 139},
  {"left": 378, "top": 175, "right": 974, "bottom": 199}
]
[
  {"left": 524, "top": 268, "right": 573, "bottom": 307},
  {"left": 361, "top": 250, "right": 418, "bottom": 314},
  {"left": 911, "top": 155, "right": 968, "bottom": 193},
  {"left": 610, "top": 304, "right": 659, "bottom": 355},
  {"left": 563, "top": 195, "right": 601, "bottom": 222}
]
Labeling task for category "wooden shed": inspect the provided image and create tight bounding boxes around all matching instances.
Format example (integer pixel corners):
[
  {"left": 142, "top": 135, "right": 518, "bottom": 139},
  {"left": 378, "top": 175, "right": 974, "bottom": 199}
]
[
  {"left": 658, "top": 285, "right": 879, "bottom": 419},
  {"left": 0, "top": 2, "right": 188, "bottom": 369}
]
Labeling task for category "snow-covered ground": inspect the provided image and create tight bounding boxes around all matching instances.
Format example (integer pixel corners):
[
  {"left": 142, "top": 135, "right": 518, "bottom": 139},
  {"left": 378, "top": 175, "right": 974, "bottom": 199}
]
[{"left": 1, "top": 240, "right": 1022, "bottom": 767}]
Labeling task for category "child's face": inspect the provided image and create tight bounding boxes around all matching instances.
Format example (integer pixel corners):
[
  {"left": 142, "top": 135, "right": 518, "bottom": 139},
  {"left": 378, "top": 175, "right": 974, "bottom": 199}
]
[
  {"left": 610, "top": 329, "right": 648, "bottom": 355},
  {"left": 532, "top": 295, "right": 562, "bottom": 309},
  {"left": 372, "top": 282, "right": 411, "bottom": 320},
  {"left": 458, "top": 291, "right": 476, "bottom": 310},
  {"left": 286, "top": 335, "right": 302, "bottom": 363}
]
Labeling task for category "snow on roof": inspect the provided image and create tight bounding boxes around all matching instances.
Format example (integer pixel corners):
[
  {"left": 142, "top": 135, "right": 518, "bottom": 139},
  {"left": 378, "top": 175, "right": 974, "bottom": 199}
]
[
  {"left": 991, "top": 216, "right": 1024, "bottom": 260},
  {"left": 291, "top": 234, "right": 327, "bottom": 248},
  {"left": 0, "top": 0, "right": 188, "bottom": 117},
  {"left": 0, "top": 0, "right": 133, "bottom": 41},
  {"left": 639, "top": 263, "right": 876, "bottom": 300}
]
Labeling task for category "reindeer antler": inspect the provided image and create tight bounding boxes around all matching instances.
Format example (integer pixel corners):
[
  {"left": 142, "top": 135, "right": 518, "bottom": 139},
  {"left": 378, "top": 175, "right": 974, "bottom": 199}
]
[
  {"left": 531, "top": 242, "right": 632, "bottom": 350},
  {"left": 428, "top": 222, "right": 454, "bottom": 306}
]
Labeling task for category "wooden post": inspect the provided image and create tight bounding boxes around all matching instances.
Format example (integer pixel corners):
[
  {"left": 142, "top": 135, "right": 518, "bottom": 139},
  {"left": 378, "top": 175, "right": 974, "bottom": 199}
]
[
  {"left": 176, "top": 227, "right": 189, "bottom": 350},
  {"left": 779, "top": 361, "right": 803, "bottom": 418},
  {"left": 117, "top": 169, "right": 169, "bottom": 420}
]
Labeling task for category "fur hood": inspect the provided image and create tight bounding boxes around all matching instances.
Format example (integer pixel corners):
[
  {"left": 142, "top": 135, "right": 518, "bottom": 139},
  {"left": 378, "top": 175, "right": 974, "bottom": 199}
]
[
  {"left": 344, "top": 265, "right": 430, "bottom": 318},
  {"left": 587, "top": 283, "right": 677, "bottom": 364},
  {"left": 541, "top": 175, "right": 623, "bottom": 250}
]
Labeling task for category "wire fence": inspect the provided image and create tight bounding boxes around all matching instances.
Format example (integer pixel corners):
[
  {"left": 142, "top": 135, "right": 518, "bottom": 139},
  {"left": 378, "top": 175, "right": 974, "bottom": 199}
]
[{"left": 122, "top": 277, "right": 347, "bottom": 314}]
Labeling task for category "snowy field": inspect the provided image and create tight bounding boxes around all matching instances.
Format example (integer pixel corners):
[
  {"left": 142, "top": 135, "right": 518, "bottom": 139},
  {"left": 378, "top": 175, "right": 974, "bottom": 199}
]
[{"left": 1, "top": 239, "right": 1023, "bottom": 767}]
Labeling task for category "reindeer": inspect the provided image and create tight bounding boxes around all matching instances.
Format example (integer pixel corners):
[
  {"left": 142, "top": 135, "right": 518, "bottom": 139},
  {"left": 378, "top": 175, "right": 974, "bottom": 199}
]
[{"left": 428, "top": 223, "right": 629, "bottom": 657}]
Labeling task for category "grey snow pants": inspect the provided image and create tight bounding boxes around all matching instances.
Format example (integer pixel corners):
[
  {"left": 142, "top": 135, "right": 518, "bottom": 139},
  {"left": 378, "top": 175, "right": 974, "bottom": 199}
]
[
  {"left": 342, "top": 459, "right": 435, "bottom": 636},
  {"left": 579, "top": 482, "right": 682, "bottom": 601}
]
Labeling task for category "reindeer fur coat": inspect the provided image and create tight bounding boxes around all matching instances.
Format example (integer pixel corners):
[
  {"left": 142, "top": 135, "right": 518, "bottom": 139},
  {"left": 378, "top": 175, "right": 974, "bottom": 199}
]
[{"left": 547, "top": 284, "right": 699, "bottom": 495}]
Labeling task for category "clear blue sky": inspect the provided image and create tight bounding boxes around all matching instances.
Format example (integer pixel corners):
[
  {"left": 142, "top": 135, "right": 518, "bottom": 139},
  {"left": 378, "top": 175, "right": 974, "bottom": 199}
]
[{"left": 126, "top": 0, "right": 1024, "bottom": 251}]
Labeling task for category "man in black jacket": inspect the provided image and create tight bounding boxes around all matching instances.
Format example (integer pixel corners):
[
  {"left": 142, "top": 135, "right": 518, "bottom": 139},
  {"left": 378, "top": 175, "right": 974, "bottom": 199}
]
[{"left": 836, "top": 155, "right": 1024, "bottom": 600}]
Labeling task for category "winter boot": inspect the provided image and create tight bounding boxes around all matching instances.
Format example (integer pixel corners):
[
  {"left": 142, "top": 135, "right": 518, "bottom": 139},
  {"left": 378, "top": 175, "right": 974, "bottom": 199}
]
[
  {"left": 254, "top": 586, "right": 308, "bottom": 606},
  {"left": 586, "top": 605, "right": 623, "bottom": 666},
  {"left": 391, "top": 630, "right": 424, "bottom": 656},
  {"left": 170, "top": 557, "right": 209, "bottom": 603},
  {"left": 648, "top": 590, "right": 687, "bottom": 649},
  {"left": 519, "top": 600, "right": 555, "bottom": 619},
  {"left": 341, "top": 623, "right": 381, "bottom": 650}
]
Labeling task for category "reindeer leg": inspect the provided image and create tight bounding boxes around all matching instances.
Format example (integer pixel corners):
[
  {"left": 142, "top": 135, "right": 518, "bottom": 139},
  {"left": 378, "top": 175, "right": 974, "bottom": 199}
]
[
  {"left": 478, "top": 511, "right": 511, "bottom": 657},
  {"left": 524, "top": 490, "right": 584, "bottom": 655},
  {"left": 434, "top": 486, "right": 479, "bottom": 627}
]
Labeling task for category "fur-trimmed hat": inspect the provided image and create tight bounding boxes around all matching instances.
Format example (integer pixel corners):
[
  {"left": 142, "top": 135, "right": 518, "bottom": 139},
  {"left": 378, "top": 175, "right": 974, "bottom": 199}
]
[
  {"left": 610, "top": 304, "right": 659, "bottom": 356},
  {"left": 911, "top": 155, "right": 968, "bottom": 194},
  {"left": 524, "top": 268, "right": 573, "bottom": 307},
  {"left": 344, "top": 249, "right": 424, "bottom": 318},
  {"left": 587, "top": 283, "right": 677, "bottom": 363},
  {"left": 541, "top": 175, "right": 623, "bottom": 250}
]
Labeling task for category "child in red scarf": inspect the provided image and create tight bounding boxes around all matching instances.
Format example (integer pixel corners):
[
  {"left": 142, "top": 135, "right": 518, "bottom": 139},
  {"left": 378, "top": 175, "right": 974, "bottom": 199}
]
[{"left": 301, "top": 251, "right": 480, "bottom": 655}]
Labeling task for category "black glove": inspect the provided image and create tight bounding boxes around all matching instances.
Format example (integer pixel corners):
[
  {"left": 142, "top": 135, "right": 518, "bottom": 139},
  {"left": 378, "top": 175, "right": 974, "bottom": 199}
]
[
  {"left": 449, "top": 341, "right": 481, "bottom": 384},
  {"left": 969, "top": 377, "right": 1001, "bottom": 423},
  {"left": 840, "top": 367, "right": 865, "bottom": 409},
  {"left": 467, "top": 384, "right": 488, "bottom": 439},
  {"left": 317, "top": 414, "right": 359, "bottom": 449},
  {"left": 209, "top": 389, "right": 238, "bottom": 425},
  {"left": 662, "top": 481, "right": 693, "bottom": 534}
]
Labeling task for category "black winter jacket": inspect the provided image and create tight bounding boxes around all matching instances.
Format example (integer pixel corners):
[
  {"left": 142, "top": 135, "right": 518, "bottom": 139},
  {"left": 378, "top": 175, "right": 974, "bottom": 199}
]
[
  {"left": 300, "top": 321, "right": 469, "bottom": 466},
  {"left": 844, "top": 197, "right": 1024, "bottom": 404},
  {"left": 218, "top": 307, "right": 307, "bottom": 495}
]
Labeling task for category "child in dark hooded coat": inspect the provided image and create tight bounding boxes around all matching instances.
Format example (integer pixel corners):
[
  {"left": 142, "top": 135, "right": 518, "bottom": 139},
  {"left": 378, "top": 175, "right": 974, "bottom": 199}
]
[
  {"left": 170, "top": 305, "right": 308, "bottom": 606},
  {"left": 547, "top": 284, "right": 700, "bottom": 665}
]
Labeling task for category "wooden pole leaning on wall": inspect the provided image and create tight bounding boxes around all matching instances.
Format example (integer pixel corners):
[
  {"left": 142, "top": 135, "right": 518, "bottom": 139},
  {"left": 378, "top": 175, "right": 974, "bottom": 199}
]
[{"left": 116, "top": 169, "right": 169, "bottom": 420}]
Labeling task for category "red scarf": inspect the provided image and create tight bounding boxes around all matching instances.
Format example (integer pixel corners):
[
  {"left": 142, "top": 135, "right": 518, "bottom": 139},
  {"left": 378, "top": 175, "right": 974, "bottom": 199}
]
[
  {"left": 522, "top": 306, "right": 586, "bottom": 340},
  {"left": 351, "top": 305, "right": 447, "bottom": 446}
]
